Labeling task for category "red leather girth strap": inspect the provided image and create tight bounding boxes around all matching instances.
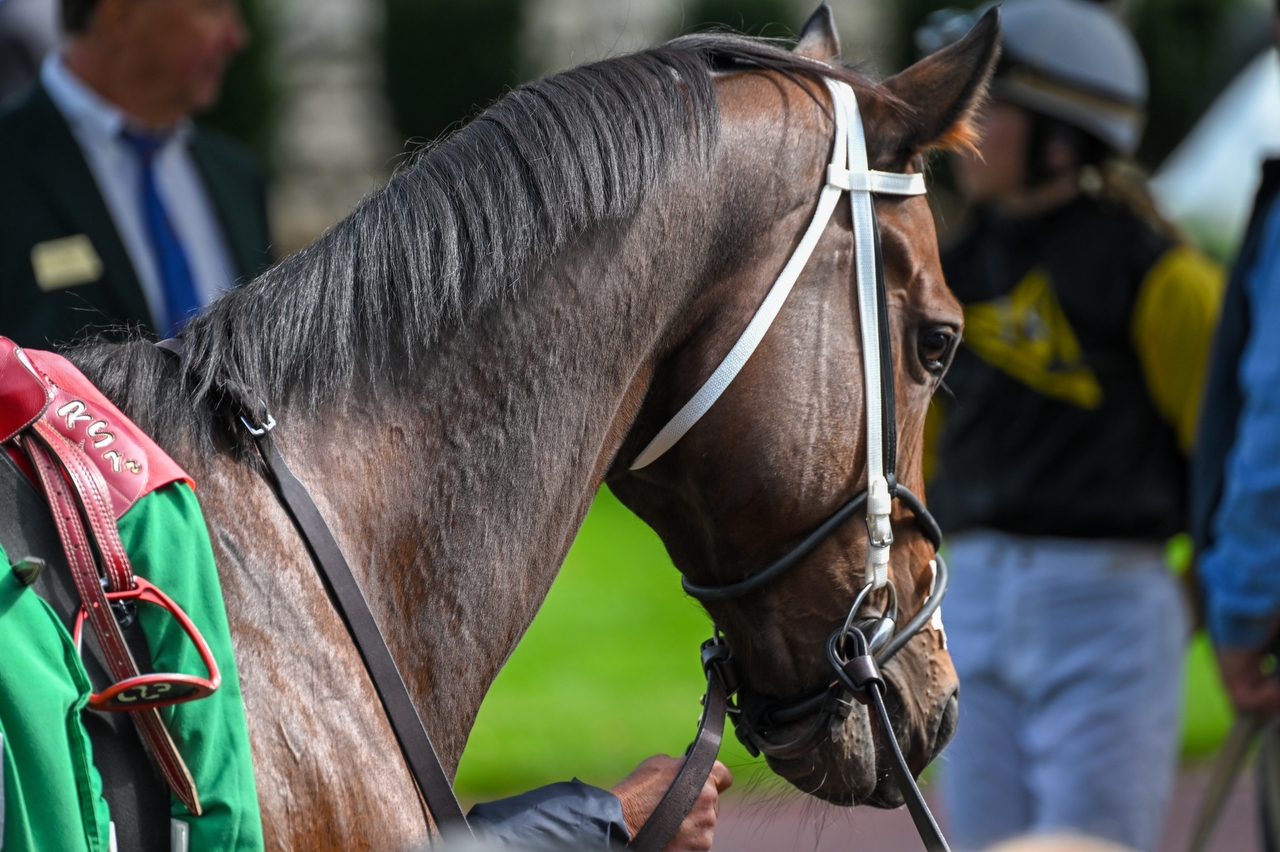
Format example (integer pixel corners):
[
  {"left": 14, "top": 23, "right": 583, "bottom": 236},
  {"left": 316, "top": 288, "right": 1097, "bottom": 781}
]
[{"left": 21, "top": 419, "right": 202, "bottom": 815}]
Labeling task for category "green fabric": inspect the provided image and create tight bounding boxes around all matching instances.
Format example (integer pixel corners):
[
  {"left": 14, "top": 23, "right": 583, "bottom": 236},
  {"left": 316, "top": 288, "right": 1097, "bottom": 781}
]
[
  {"left": 0, "top": 539, "right": 111, "bottom": 852},
  {"left": 116, "top": 483, "right": 264, "bottom": 852},
  {"left": 0, "top": 483, "right": 264, "bottom": 851}
]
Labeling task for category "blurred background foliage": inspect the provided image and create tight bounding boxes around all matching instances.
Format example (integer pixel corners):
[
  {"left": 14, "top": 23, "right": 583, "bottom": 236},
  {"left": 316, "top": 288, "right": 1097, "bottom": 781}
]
[
  {"left": 382, "top": 0, "right": 524, "bottom": 145},
  {"left": 1130, "top": 0, "right": 1272, "bottom": 166},
  {"left": 681, "top": 0, "right": 802, "bottom": 35},
  {"left": 380, "top": 0, "right": 808, "bottom": 146}
]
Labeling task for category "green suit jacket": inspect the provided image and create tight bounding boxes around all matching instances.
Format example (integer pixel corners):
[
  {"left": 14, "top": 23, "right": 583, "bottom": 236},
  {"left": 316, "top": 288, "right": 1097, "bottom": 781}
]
[{"left": 0, "top": 83, "right": 272, "bottom": 348}]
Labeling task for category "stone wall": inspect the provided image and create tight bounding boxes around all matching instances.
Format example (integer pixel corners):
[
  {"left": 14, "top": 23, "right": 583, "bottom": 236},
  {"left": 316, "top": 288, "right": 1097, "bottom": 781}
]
[
  {"left": 265, "top": 0, "right": 400, "bottom": 254},
  {"left": 520, "top": 0, "right": 892, "bottom": 76},
  {"left": 264, "top": 0, "right": 892, "bottom": 253}
]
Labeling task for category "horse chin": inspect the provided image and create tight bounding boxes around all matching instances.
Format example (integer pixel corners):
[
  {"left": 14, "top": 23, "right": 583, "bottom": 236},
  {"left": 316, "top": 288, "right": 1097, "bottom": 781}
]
[
  {"left": 761, "top": 704, "right": 880, "bottom": 806},
  {"left": 763, "top": 682, "right": 960, "bottom": 808}
]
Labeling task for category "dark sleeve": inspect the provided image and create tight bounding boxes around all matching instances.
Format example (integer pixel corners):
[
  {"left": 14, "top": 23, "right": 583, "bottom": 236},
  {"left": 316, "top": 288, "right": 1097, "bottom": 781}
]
[{"left": 467, "top": 780, "right": 630, "bottom": 849}]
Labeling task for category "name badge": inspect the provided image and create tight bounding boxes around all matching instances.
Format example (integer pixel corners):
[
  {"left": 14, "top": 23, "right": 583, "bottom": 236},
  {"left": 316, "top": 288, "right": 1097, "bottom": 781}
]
[{"left": 31, "top": 235, "right": 104, "bottom": 291}]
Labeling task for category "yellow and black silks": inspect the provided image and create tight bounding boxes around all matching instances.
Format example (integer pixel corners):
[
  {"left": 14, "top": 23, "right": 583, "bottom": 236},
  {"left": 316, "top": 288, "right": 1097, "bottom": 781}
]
[
  {"left": 927, "top": 195, "right": 1223, "bottom": 540},
  {"left": 0, "top": 483, "right": 263, "bottom": 852}
]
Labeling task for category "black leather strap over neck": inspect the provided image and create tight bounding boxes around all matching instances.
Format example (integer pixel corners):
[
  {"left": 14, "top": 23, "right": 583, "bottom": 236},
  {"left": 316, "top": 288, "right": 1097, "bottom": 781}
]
[
  {"left": 247, "top": 427, "right": 471, "bottom": 836},
  {"left": 157, "top": 339, "right": 470, "bottom": 838}
]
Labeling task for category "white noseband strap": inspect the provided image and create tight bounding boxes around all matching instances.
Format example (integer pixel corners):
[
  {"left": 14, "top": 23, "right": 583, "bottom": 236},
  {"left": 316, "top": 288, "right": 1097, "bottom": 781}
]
[{"left": 628, "top": 79, "right": 927, "bottom": 590}]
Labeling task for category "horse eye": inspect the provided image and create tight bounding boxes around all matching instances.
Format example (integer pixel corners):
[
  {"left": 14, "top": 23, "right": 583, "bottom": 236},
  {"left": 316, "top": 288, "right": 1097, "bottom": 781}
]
[{"left": 918, "top": 327, "right": 955, "bottom": 370}]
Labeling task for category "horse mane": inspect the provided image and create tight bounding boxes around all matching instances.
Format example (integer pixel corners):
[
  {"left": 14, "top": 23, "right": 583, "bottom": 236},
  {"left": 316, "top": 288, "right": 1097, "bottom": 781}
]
[{"left": 69, "top": 33, "right": 902, "bottom": 453}]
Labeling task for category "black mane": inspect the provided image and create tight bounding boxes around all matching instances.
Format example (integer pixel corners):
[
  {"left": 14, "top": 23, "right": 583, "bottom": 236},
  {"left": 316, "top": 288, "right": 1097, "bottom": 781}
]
[{"left": 70, "top": 33, "right": 896, "bottom": 452}]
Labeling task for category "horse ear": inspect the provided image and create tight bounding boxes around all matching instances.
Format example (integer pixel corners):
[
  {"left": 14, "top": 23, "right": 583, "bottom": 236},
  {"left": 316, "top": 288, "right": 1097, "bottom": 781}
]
[
  {"left": 880, "top": 8, "right": 1001, "bottom": 158},
  {"left": 794, "top": 4, "right": 840, "bottom": 62}
]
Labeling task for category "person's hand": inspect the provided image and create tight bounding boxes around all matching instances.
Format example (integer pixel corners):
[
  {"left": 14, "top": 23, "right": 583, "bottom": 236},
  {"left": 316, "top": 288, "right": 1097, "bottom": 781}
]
[
  {"left": 610, "top": 754, "right": 733, "bottom": 852},
  {"left": 1216, "top": 646, "right": 1280, "bottom": 717}
]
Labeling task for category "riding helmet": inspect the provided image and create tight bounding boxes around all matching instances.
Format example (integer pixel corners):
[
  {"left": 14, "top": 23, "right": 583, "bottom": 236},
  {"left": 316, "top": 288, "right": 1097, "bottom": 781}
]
[{"left": 915, "top": 0, "right": 1148, "bottom": 155}]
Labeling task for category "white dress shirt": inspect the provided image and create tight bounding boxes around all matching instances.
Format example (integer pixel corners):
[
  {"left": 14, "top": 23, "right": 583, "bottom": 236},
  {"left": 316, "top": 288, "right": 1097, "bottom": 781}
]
[{"left": 40, "top": 53, "right": 238, "bottom": 331}]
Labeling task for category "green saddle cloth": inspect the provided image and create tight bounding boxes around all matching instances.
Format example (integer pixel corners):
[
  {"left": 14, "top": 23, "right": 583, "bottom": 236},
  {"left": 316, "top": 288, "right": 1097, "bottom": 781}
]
[{"left": 0, "top": 483, "right": 263, "bottom": 852}]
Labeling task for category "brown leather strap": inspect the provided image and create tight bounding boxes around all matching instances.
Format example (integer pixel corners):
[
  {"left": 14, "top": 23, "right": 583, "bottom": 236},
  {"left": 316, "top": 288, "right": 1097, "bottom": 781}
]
[
  {"left": 183, "top": 337, "right": 722, "bottom": 845},
  {"left": 248, "top": 427, "right": 471, "bottom": 836},
  {"left": 628, "top": 662, "right": 728, "bottom": 852},
  {"left": 24, "top": 428, "right": 201, "bottom": 814},
  {"left": 33, "top": 419, "right": 135, "bottom": 593}
]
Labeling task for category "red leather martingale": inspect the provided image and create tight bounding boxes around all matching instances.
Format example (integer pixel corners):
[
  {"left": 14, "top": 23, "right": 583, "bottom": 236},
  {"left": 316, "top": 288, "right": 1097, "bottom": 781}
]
[{"left": 0, "top": 339, "right": 194, "bottom": 519}]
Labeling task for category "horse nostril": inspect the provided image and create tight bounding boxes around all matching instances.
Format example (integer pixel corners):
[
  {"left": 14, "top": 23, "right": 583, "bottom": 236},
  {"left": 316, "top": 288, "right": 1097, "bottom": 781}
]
[{"left": 930, "top": 688, "right": 960, "bottom": 759}]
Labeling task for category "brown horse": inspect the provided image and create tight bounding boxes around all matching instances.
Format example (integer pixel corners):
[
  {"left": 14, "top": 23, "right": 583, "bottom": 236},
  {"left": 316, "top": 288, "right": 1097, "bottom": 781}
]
[{"left": 68, "top": 8, "right": 998, "bottom": 849}]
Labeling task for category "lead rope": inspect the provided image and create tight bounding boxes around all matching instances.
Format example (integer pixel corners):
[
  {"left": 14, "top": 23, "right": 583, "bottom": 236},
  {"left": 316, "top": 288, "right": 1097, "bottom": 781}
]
[{"left": 828, "top": 627, "right": 949, "bottom": 852}]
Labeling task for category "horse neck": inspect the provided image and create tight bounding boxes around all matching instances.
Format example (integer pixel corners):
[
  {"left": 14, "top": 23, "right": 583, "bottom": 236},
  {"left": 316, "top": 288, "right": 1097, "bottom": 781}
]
[{"left": 281, "top": 191, "right": 721, "bottom": 762}]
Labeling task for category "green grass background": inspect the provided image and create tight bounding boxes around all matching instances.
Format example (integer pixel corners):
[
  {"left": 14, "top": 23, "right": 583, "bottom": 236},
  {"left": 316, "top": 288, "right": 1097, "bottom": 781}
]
[{"left": 453, "top": 488, "right": 1236, "bottom": 799}]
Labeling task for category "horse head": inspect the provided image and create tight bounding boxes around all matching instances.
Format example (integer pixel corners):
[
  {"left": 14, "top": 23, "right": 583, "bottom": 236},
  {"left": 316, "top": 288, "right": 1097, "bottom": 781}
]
[{"left": 610, "top": 6, "right": 999, "bottom": 807}]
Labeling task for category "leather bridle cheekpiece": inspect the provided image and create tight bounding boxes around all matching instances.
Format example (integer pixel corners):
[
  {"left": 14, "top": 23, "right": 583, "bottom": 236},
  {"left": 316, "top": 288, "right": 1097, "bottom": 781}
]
[{"left": 625, "top": 77, "right": 952, "bottom": 852}]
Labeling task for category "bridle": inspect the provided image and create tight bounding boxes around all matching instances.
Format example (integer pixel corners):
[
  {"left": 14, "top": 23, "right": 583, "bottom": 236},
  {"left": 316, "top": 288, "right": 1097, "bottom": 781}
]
[
  {"left": 173, "top": 72, "right": 952, "bottom": 852},
  {"left": 625, "top": 77, "right": 952, "bottom": 852}
]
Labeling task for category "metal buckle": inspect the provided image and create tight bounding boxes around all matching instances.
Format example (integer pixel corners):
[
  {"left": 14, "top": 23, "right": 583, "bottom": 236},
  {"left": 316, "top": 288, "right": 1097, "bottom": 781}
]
[
  {"left": 74, "top": 577, "right": 222, "bottom": 712},
  {"left": 838, "top": 580, "right": 898, "bottom": 656},
  {"left": 865, "top": 511, "right": 895, "bottom": 549},
  {"left": 239, "top": 413, "right": 276, "bottom": 436}
]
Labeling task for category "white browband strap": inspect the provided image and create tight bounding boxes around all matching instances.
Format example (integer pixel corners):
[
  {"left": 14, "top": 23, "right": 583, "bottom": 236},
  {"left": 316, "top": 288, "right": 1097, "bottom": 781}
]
[{"left": 629, "top": 79, "right": 927, "bottom": 589}]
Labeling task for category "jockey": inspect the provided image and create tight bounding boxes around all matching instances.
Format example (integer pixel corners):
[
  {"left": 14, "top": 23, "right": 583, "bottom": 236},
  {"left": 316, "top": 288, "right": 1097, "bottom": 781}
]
[{"left": 917, "top": 1, "right": 1224, "bottom": 849}]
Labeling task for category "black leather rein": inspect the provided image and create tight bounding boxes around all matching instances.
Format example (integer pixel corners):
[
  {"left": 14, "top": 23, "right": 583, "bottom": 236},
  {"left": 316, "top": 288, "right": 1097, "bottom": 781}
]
[
  {"left": 652, "top": 476, "right": 951, "bottom": 852},
  {"left": 156, "top": 339, "right": 472, "bottom": 839}
]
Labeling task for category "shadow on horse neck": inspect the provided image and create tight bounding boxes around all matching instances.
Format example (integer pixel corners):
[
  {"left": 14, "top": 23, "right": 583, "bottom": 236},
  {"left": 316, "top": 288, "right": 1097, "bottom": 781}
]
[{"left": 67, "top": 19, "right": 996, "bottom": 849}]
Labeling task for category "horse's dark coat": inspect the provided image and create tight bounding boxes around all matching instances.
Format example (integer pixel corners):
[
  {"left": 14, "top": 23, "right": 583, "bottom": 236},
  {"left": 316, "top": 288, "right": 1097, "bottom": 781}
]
[{"left": 55, "top": 19, "right": 998, "bottom": 851}]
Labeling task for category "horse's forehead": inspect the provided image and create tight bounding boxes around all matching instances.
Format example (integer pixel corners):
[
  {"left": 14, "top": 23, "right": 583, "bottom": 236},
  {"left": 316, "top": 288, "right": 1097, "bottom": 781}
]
[{"left": 713, "top": 70, "right": 911, "bottom": 173}]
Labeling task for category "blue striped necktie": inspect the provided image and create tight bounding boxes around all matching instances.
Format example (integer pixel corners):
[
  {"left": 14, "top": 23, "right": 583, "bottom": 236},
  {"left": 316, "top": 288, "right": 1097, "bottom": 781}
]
[{"left": 121, "top": 130, "right": 200, "bottom": 337}]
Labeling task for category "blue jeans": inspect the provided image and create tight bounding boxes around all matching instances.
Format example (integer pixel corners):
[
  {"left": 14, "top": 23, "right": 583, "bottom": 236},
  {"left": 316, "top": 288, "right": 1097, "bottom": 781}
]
[{"left": 939, "top": 531, "right": 1189, "bottom": 852}]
